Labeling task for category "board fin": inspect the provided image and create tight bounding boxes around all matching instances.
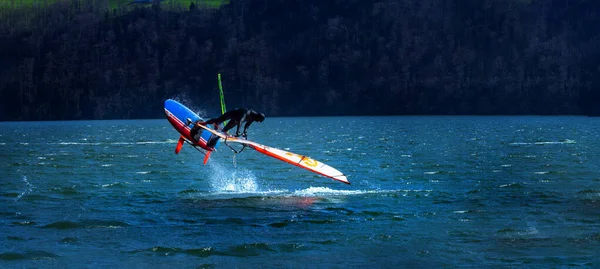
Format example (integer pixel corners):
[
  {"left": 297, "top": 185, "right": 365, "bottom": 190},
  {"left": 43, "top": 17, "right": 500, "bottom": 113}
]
[
  {"left": 175, "top": 136, "right": 185, "bottom": 154},
  {"left": 203, "top": 151, "right": 212, "bottom": 164}
]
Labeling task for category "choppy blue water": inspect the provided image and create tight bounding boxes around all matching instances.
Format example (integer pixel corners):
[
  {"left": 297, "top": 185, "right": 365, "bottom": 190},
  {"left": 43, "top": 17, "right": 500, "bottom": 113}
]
[{"left": 1, "top": 116, "right": 599, "bottom": 267}]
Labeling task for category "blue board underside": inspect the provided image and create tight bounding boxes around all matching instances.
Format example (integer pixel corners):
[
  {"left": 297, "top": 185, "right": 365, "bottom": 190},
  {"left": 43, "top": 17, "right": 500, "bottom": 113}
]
[{"left": 164, "top": 99, "right": 219, "bottom": 149}]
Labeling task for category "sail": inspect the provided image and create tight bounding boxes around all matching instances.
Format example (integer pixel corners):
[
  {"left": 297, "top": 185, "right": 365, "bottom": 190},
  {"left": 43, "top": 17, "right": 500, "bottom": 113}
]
[
  {"left": 195, "top": 124, "right": 349, "bottom": 184},
  {"left": 248, "top": 142, "right": 350, "bottom": 184}
]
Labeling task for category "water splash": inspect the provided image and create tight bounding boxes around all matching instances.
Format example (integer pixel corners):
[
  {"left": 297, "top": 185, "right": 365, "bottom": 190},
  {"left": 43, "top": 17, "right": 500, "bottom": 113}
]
[
  {"left": 208, "top": 162, "right": 258, "bottom": 193},
  {"left": 171, "top": 94, "right": 208, "bottom": 118}
]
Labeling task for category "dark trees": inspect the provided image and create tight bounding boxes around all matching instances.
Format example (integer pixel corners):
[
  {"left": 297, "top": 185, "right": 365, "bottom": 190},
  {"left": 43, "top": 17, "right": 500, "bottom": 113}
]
[{"left": 0, "top": 0, "right": 598, "bottom": 120}]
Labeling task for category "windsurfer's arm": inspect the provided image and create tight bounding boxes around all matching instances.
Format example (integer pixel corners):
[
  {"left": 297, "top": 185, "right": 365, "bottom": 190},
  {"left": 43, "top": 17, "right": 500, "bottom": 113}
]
[
  {"left": 234, "top": 122, "right": 242, "bottom": 137},
  {"left": 242, "top": 121, "right": 253, "bottom": 137}
]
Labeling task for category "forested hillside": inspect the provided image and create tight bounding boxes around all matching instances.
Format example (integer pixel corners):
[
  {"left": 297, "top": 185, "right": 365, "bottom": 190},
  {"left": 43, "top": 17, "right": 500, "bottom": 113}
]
[{"left": 1, "top": 0, "right": 599, "bottom": 120}]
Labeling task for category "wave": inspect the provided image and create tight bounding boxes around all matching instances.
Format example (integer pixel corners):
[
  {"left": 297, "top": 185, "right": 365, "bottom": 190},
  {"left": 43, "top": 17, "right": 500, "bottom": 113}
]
[
  {"left": 49, "top": 186, "right": 79, "bottom": 195},
  {"left": 191, "top": 189, "right": 288, "bottom": 200},
  {"left": 0, "top": 140, "right": 178, "bottom": 147},
  {"left": 179, "top": 189, "right": 202, "bottom": 194},
  {"left": 60, "top": 237, "right": 78, "bottom": 244},
  {"left": 0, "top": 192, "right": 19, "bottom": 198},
  {"left": 577, "top": 189, "right": 600, "bottom": 200},
  {"left": 290, "top": 187, "right": 433, "bottom": 198},
  {"left": 498, "top": 182, "right": 524, "bottom": 189},
  {"left": 100, "top": 182, "right": 129, "bottom": 188},
  {"left": 0, "top": 250, "right": 59, "bottom": 261},
  {"left": 11, "top": 221, "right": 37, "bottom": 226},
  {"left": 127, "top": 242, "right": 304, "bottom": 258},
  {"left": 48, "top": 140, "right": 177, "bottom": 146},
  {"left": 509, "top": 139, "right": 576, "bottom": 146},
  {"left": 223, "top": 242, "right": 304, "bottom": 257},
  {"left": 453, "top": 209, "right": 485, "bottom": 214},
  {"left": 42, "top": 219, "right": 129, "bottom": 229},
  {"left": 55, "top": 142, "right": 102, "bottom": 145},
  {"left": 183, "top": 187, "right": 432, "bottom": 201},
  {"left": 128, "top": 246, "right": 217, "bottom": 258},
  {"left": 111, "top": 140, "right": 178, "bottom": 145},
  {"left": 496, "top": 227, "right": 539, "bottom": 237}
]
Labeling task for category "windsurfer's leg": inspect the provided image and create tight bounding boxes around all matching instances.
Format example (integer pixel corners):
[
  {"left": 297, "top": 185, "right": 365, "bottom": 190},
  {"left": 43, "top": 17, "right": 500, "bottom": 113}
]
[
  {"left": 205, "top": 111, "right": 230, "bottom": 125},
  {"left": 221, "top": 121, "right": 237, "bottom": 134},
  {"left": 207, "top": 135, "right": 218, "bottom": 148},
  {"left": 190, "top": 126, "right": 200, "bottom": 142}
]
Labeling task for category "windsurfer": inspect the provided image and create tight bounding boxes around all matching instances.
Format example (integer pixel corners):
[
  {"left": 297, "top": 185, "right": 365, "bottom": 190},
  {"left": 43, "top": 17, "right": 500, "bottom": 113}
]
[{"left": 201, "top": 108, "right": 266, "bottom": 139}]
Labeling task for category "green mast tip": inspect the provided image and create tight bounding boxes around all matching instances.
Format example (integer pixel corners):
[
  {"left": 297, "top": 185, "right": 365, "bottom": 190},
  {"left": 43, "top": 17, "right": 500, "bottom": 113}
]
[{"left": 218, "top": 73, "right": 226, "bottom": 115}]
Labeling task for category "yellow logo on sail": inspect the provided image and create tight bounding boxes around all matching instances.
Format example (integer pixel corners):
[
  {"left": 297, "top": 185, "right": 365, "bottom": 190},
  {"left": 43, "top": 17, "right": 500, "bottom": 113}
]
[{"left": 286, "top": 152, "right": 318, "bottom": 167}]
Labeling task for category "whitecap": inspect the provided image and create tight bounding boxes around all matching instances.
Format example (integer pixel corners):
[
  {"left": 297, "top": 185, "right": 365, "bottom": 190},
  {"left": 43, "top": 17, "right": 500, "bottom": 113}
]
[
  {"left": 518, "top": 227, "right": 538, "bottom": 236},
  {"left": 499, "top": 182, "right": 520, "bottom": 188},
  {"left": 56, "top": 142, "right": 101, "bottom": 145},
  {"left": 101, "top": 182, "right": 127, "bottom": 188},
  {"left": 16, "top": 176, "right": 35, "bottom": 201},
  {"left": 512, "top": 139, "right": 576, "bottom": 146},
  {"left": 510, "top": 142, "right": 531, "bottom": 145},
  {"left": 534, "top": 141, "right": 559, "bottom": 145},
  {"left": 534, "top": 140, "right": 576, "bottom": 145},
  {"left": 136, "top": 141, "right": 171, "bottom": 145},
  {"left": 292, "top": 187, "right": 366, "bottom": 197}
]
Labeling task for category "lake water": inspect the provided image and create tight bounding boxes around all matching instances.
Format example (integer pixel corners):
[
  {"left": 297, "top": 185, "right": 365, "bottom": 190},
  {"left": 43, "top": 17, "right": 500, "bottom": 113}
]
[{"left": 1, "top": 116, "right": 599, "bottom": 267}]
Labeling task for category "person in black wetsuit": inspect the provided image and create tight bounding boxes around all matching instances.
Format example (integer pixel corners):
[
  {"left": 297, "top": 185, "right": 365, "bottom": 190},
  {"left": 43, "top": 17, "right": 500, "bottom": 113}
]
[
  {"left": 190, "top": 108, "right": 265, "bottom": 148},
  {"left": 205, "top": 108, "right": 266, "bottom": 138}
]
